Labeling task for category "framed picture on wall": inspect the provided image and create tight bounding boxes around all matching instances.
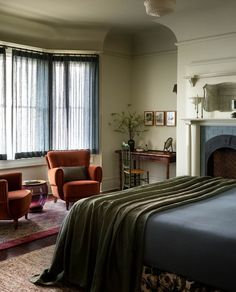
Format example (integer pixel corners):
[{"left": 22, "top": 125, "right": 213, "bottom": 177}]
[
  {"left": 165, "top": 111, "right": 176, "bottom": 126},
  {"left": 155, "top": 111, "right": 165, "bottom": 126},
  {"left": 144, "top": 111, "right": 154, "bottom": 126}
]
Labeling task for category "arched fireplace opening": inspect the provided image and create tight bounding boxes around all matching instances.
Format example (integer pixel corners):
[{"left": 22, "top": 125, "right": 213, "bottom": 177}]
[{"left": 205, "top": 135, "right": 236, "bottom": 179}]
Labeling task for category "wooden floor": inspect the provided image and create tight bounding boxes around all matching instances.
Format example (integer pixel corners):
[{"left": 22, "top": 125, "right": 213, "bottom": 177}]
[{"left": 0, "top": 234, "right": 57, "bottom": 261}]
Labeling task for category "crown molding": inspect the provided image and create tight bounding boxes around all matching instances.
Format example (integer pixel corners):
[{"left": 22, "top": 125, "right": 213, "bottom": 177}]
[{"left": 176, "top": 31, "right": 236, "bottom": 47}]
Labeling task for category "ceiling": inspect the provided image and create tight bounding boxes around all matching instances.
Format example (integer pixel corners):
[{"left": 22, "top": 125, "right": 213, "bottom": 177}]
[
  {"left": 0, "top": 0, "right": 231, "bottom": 30},
  {"left": 0, "top": 0, "right": 156, "bottom": 30},
  {"left": 0, "top": 0, "right": 236, "bottom": 49}
]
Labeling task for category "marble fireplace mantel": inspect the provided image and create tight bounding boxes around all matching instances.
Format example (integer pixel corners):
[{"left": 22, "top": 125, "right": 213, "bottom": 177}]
[
  {"left": 182, "top": 118, "right": 236, "bottom": 176},
  {"left": 182, "top": 118, "right": 236, "bottom": 126}
]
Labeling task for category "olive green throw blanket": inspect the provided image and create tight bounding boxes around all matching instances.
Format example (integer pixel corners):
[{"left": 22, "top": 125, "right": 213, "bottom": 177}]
[{"left": 31, "top": 176, "right": 236, "bottom": 292}]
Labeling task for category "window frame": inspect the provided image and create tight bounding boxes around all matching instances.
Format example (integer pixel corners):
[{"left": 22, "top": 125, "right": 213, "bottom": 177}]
[{"left": 0, "top": 45, "right": 99, "bottom": 162}]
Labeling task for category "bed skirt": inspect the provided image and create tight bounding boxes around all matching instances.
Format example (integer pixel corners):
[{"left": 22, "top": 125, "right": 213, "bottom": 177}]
[{"left": 141, "top": 266, "right": 222, "bottom": 292}]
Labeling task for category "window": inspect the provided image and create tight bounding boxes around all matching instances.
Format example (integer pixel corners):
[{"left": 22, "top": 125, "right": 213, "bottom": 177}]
[
  {"left": 51, "top": 55, "right": 99, "bottom": 152},
  {"left": 12, "top": 50, "right": 50, "bottom": 159},
  {"left": 0, "top": 47, "right": 99, "bottom": 160}
]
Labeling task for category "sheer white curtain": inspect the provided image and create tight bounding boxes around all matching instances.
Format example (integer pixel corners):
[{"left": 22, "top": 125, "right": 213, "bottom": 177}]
[
  {"left": 12, "top": 51, "right": 49, "bottom": 159},
  {"left": 51, "top": 55, "right": 99, "bottom": 153},
  {"left": 0, "top": 48, "right": 6, "bottom": 158},
  {"left": 0, "top": 50, "right": 98, "bottom": 160},
  {"left": 51, "top": 61, "right": 68, "bottom": 150}
]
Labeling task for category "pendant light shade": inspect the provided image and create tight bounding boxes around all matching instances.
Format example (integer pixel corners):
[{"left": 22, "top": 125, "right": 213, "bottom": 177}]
[{"left": 144, "top": 0, "right": 176, "bottom": 17}]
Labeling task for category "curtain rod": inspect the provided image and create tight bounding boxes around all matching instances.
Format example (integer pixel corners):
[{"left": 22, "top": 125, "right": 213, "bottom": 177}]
[
  {"left": 0, "top": 45, "right": 98, "bottom": 57},
  {"left": 0, "top": 41, "right": 100, "bottom": 56}
]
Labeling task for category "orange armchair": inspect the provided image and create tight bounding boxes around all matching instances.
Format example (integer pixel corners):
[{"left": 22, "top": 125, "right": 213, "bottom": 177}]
[
  {"left": 46, "top": 150, "right": 103, "bottom": 209},
  {"left": 0, "top": 172, "right": 32, "bottom": 229}
]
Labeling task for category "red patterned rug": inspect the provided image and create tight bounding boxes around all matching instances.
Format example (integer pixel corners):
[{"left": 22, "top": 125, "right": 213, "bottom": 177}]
[{"left": 0, "top": 199, "right": 68, "bottom": 250}]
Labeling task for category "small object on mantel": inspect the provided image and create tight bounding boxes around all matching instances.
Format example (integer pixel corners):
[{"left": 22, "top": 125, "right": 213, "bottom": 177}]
[
  {"left": 136, "top": 148, "right": 144, "bottom": 152},
  {"left": 144, "top": 144, "right": 149, "bottom": 152},
  {"left": 231, "top": 112, "right": 236, "bottom": 118},
  {"left": 163, "top": 137, "right": 173, "bottom": 152}
]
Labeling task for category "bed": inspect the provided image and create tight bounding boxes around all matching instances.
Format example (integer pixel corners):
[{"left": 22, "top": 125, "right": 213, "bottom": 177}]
[{"left": 31, "top": 176, "right": 236, "bottom": 292}]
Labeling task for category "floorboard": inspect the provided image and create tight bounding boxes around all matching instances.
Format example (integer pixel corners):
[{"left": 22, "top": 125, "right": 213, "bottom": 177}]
[{"left": 0, "top": 234, "right": 57, "bottom": 261}]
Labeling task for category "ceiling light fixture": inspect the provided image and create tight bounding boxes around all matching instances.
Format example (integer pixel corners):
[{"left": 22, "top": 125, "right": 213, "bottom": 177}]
[{"left": 144, "top": 0, "right": 176, "bottom": 17}]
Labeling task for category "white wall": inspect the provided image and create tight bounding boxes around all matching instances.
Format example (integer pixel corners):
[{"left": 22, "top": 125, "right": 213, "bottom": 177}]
[
  {"left": 100, "top": 51, "right": 132, "bottom": 191},
  {"left": 0, "top": 159, "right": 48, "bottom": 181},
  {"left": 99, "top": 27, "right": 178, "bottom": 188},
  {"left": 176, "top": 33, "right": 236, "bottom": 175},
  {"left": 131, "top": 51, "right": 177, "bottom": 182}
]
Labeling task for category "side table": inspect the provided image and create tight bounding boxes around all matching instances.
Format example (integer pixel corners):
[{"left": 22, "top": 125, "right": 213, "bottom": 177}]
[{"left": 22, "top": 180, "right": 48, "bottom": 212}]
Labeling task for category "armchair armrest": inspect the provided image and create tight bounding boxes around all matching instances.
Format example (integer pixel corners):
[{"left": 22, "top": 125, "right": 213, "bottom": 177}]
[
  {"left": 48, "top": 167, "right": 64, "bottom": 200},
  {"left": 88, "top": 165, "right": 102, "bottom": 182},
  {"left": 0, "top": 179, "right": 10, "bottom": 218},
  {"left": 0, "top": 179, "right": 8, "bottom": 202},
  {"left": 0, "top": 172, "right": 22, "bottom": 191},
  {"left": 48, "top": 168, "right": 64, "bottom": 186}
]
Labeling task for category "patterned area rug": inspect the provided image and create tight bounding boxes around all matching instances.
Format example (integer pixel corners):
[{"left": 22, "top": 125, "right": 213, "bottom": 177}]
[
  {"left": 0, "top": 245, "right": 80, "bottom": 292},
  {"left": 0, "top": 199, "right": 69, "bottom": 250}
]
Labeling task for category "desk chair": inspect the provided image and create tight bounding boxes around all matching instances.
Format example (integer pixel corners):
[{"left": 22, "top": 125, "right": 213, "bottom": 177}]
[{"left": 121, "top": 145, "right": 149, "bottom": 190}]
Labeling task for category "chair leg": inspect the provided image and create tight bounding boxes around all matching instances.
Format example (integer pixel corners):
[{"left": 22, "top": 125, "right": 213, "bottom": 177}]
[
  {"left": 54, "top": 197, "right": 58, "bottom": 203},
  {"left": 66, "top": 201, "right": 70, "bottom": 210},
  {"left": 25, "top": 213, "right": 29, "bottom": 219},
  {"left": 13, "top": 219, "right": 18, "bottom": 230}
]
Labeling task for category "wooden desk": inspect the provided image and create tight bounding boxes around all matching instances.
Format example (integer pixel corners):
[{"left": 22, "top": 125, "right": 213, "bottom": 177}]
[{"left": 116, "top": 150, "right": 176, "bottom": 189}]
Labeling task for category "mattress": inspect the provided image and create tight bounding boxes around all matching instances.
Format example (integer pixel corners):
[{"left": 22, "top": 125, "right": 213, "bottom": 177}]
[{"left": 144, "top": 187, "right": 236, "bottom": 291}]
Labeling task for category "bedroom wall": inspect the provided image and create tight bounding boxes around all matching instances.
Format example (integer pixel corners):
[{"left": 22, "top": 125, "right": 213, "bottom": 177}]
[
  {"left": 100, "top": 27, "right": 178, "bottom": 189},
  {"left": 0, "top": 159, "right": 48, "bottom": 181},
  {"left": 130, "top": 28, "right": 177, "bottom": 182},
  {"left": 176, "top": 33, "right": 236, "bottom": 175},
  {"left": 131, "top": 51, "right": 177, "bottom": 182},
  {"left": 100, "top": 52, "right": 132, "bottom": 191}
]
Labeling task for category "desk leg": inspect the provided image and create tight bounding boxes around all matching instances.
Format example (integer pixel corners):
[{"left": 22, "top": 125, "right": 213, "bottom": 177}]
[
  {"left": 119, "top": 153, "right": 122, "bottom": 190},
  {"left": 166, "top": 163, "right": 170, "bottom": 179}
]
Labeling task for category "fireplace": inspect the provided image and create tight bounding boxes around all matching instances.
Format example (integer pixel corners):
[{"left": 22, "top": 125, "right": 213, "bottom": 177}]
[
  {"left": 205, "top": 135, "right": 236, "bottom": 178},
  {"left": 183, "top": 119, "right": 236, "bottom": 177}
]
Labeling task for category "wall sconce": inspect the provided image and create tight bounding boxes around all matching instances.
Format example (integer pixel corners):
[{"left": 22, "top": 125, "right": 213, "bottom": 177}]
[
  {"left": 189, "top": 96, "right": 204, "bottom": 118},
  {"left": 231, "top": 99, "right": 236, "bottom": 118},
  {"left": 188, "top": 75, "right": 198, "bottom": 87},
  {"left": 172, "top": 83, "right": 177, "bottom": 93}
]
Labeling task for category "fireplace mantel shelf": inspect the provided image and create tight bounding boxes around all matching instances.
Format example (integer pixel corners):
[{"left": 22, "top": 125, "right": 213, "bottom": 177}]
[{"left": 182, "top": 118, "right": 236, "bottom": 126}]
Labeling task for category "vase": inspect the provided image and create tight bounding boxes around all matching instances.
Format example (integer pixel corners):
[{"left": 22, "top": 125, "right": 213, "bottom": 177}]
[{"left": 128, "top": 139, "right": 135, "bottom": 151}]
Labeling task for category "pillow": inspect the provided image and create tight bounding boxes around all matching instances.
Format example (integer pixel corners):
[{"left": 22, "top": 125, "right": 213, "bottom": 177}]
[{"left": 61, "top": 166, "right": 88, "bottom": 182}]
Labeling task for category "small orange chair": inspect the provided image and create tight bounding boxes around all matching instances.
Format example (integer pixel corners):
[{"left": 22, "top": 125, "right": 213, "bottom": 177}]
[
  {"left": 46, "top": 149, "right": 103, "bottom": 209},
  {"left": 0, "top": 172, "right": 32, "bottom": 229}
]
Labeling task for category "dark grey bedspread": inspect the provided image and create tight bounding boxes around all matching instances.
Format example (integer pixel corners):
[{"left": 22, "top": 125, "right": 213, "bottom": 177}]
[{"left": 144, "top": 187, "right": 236, "bottom": 291}]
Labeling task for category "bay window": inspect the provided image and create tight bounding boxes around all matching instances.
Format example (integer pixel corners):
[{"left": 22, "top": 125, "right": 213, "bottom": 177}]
[{"left": 0, "top": 47, "right": 99, "bottom": 160}]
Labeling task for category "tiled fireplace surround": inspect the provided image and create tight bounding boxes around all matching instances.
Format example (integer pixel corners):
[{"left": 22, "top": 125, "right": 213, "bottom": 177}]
[{"left": 183, "top": 119, "right": 236, "bottom": 177}]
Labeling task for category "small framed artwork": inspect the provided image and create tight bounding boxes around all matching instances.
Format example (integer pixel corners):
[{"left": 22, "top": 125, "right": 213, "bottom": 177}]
[
  {"left": 155, "top": 111, "right": 165, "bottom": 126},
  {"left": 144, "top": 111, "right": 154, "bottom": 126},
  {"left": 165, "top": 111, "right": 176, "bottom": 126}
]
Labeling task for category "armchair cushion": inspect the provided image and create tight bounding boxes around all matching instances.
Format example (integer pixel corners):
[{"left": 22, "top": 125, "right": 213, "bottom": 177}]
[
  {"left": 63, "top": 180, "right": 100, "bottom": 200},
  {"left": 62, "top": 166, "right": 88, "bottom": 182}
]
